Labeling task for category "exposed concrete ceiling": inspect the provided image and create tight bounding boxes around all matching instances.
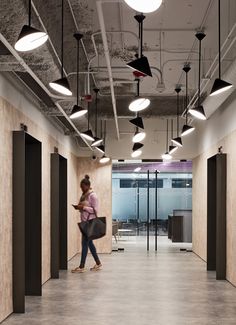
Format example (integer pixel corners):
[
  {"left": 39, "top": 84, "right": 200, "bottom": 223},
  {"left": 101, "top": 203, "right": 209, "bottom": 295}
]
[{"left": 0, "top": 0, "right": 236, "bottom": 158}]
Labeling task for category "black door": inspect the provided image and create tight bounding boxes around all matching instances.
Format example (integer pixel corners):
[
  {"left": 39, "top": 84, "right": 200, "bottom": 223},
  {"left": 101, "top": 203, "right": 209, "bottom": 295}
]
[
  {"left": 51, "top": 153, "right": 68, "bottom": 279},
  {"left": 207, "top": 153, "right": 226, "bottom": 280},
  {"left": 13, "top": 131, "right": 42, "bottom": 313}
]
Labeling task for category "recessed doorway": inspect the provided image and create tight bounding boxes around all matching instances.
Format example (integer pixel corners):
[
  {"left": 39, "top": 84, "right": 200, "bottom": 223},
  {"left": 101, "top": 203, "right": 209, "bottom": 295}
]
[
  {"left": 207, "top": 153, "right": 226, "bottom": 280},
  {"left": 13, "top": 131, "right": 42, "bottom": 313},
  {"left": 50, "top": 153, "right": 68, "bottom": 279}
]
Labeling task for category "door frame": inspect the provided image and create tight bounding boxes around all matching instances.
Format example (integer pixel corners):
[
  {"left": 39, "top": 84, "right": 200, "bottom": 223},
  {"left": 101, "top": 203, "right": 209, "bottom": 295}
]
[{"left": 13, "top": 131, "right": 42, "bottom": 313}]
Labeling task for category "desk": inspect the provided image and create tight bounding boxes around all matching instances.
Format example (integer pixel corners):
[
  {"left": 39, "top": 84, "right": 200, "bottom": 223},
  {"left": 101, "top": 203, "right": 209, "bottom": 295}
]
[{"left": 118, "top": 229, "right": 133, "bottom": 240}]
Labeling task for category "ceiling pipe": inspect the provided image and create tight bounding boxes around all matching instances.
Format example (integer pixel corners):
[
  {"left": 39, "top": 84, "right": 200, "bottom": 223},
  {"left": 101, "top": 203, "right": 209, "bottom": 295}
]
[
  {"left": 32, "top": 0, "right": 98, "bottom": 104},
  {"left": 91, "top": 65, "right": 161, "bottom": 83},
  {"left": 144, "top": 28, "right": 197, "bottom": 32},
  {"left": 31, "top": 0, "right": 68, "bottom": 78},
  {"left": 96, "top": 0, "right": 120, "bottom": 140},
  {"left": 0, "top": 32, "right": 93, "bottom": 150},
  {"left": 88, "top": 30, "right": 140, "bottom": 97},
  {"left": 66, "top": 0, "right": 98, "bottom": 88}
]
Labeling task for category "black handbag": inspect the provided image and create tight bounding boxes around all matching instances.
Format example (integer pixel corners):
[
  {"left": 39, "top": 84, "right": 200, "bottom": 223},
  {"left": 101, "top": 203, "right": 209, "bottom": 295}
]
[{"left": 78, "top": 209, "right": 106, "bottom": 240}]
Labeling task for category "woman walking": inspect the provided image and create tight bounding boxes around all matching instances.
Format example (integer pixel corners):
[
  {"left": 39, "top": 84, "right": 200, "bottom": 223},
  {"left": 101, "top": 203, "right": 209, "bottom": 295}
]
[{"left": 72, "top": 175, "right": 102, "bottom": 273}]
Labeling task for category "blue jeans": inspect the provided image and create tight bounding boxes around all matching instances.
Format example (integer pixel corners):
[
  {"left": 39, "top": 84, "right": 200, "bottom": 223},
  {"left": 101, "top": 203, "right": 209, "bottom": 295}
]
[{"left": 79, "top": 235, "right": 101, "bottom": 268}]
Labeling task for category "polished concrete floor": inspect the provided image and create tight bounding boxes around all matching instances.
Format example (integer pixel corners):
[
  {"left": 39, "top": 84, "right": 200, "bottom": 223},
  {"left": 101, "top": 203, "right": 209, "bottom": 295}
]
[{"left": 4, "top": 237, "right": 236, "bottom": 325}]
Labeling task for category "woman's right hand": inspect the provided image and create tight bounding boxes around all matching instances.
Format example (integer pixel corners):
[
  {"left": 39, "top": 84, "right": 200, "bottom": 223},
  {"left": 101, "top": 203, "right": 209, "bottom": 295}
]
[{"left": 77, "top": 204, "right": 84, "bottom": 211}]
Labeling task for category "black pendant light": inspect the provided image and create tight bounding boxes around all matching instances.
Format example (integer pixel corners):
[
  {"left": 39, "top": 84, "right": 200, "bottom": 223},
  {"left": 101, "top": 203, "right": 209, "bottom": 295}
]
[
  {"left": 129, "top": 78, "right": 150, "bottom": 112},
  {"left": 70, "top": 33, "right": 87, "bottom": 119},
  {"left": 189, "top": 32, "right": 206, "bottom": 120},
  {"left": 128, "top": 15, "right": 151, "bottom": 112},
  {"left": 132, "top": 142, "right": 144, "bottom": 151},
  {"left": 99, "top": 121, "right": 110, "bottom": 163},
  {"left": 210, "top": 0, "right": 233, "bottom": 96},
  {"left": 15, "top": 0, "right": 48, "bottom": 52},
  {"left": 130, "top": 79, "right": 146, "bottom": 142},
  {"left": 49, "top": 0, "right": 72, "bottom": 96},
  {"left": 169, "top": 119, "right": 178, "bottom": 155},
  {"left": 162, "top": 119, "right": 172, "bottom": 160},
  {"left": 81, "top": 102, "right": 95, "bottom": 142},
  {"left": 128, "top": 15, "right": 151, "bottom": 113},
  {"left": 181, "top": 65, "right": 195, "bottom": 137},
  {"left": 127, "top": 14, "right": 152, "bottom": 77},
  {"left": 131, "top": 148, "right": 142, "bottom": 158},
  {"left": 129, "top": 116, "right": 144, "bottom": 129},
  {"left": 96, "top": 145, "right": 105, "bottom": 154},
  {"left": 172, "top": 87, "right": 183, "bottom": 147},
  {"left": 131, "top": 110, "right": 144, "bottom": 158},
  {"left": 91, "top": 88, "right": 103, "bottom": 147}
]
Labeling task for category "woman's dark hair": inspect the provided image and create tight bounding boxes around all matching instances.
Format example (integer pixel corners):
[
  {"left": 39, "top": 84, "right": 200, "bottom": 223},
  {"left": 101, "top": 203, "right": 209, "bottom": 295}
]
[{"left": 80, "top": 174, "right": 91, "bottom": 186}]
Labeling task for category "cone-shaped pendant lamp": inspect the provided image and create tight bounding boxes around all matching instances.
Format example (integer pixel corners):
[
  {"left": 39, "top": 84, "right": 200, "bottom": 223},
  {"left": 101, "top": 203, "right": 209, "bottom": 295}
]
[
  {"left": 181, "top": 65, "right": 195, "bottom": 137},
  {"left": 189, "top": 32, "right": 207, "bottom": 120},
  {"left": 49, "top": 0, "right": 72, "bottom": 96},
  {"left": 127, "top": 14, "right": 152, "bottom": 78},
  {"left": 124, "top": 0, "right": 162, "bottom": 13},
  {"left": 15, "top": 0, "right": 48, "bottom": 52},
  {"left": 132, "top": 129, "right": 146, "bottom": 143},
  {"left": 100, "top": 155, "right": 110, "bottom": 163},
  {"left": 131, "top": 150, "right": 142, "bottom": 158},
  {"left": 91, "top": 88, "right": 103, "bottom": 147},
  {"left": 81, "top": 102, "right": 95, "bottom": 141},
  {"left": 210, "top": 0, "right": 233, "bottom": 96},
  {"left": 162, "top": 119, "right": 172, "bottom": 160},
  {"left": 127, "top": 57, "right": 152, "bottom": 77},
  {"left": 172, "top": 87, "right": 183, "bottom": 147},
  {"left": 131, "top": 106, "right": 144, "bottom": 158},
  {"left": 70, "top": 33, "right": 87, "bottom": 119},
  {"left": 132, "top": 142, "right": 144, "bottom": 151},
  {"left": 130, "top": 79, "right": 146, "bottom": 142},
  {"left": 169, "top": 119, "right": 178, "bottom": 154},
  {"left": 129, "top": 116, "right": 144, "bottom": 129},
  {"left": 96, "top": 145, "right": 105, "bottom": 154},
  {"left": 129, "top": 16, "right": 151, "bottom": 112}
]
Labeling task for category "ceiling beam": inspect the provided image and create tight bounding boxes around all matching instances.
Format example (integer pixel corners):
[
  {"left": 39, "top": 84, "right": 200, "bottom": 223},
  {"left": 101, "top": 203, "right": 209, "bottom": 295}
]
[{"left": 96, "top": 0, "right": 120, "bottom": 140}]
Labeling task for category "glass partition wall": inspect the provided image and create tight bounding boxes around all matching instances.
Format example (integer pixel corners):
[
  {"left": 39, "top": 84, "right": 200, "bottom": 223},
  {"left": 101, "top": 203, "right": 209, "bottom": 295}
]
[{"left": 112, "top": 162, "right": 192, "bottom": 240}]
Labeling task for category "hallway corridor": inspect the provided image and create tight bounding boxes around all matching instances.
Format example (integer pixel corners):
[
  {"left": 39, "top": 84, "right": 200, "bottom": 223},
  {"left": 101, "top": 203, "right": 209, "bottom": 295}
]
[{"left": 4, "top": 237, "right": 236, "bottom": 325}]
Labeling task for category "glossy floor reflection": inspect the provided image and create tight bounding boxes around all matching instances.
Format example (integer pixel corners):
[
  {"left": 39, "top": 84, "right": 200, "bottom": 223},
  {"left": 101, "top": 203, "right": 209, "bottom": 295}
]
[{"left": 4, "top": 237, "right": 236, "bottom": 325}]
